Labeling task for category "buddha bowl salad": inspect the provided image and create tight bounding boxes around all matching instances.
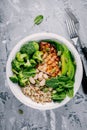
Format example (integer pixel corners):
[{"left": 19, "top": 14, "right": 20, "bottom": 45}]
[{"left": 9, "top": 40, "right": 76, "bottom": 103}]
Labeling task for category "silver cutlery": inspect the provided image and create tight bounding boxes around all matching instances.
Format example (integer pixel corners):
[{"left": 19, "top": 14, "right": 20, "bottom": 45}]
[
  {"left": 65, "top": 8, "right": 87, "bottom": 60},
  {"left": 65, "top": 8, "right": 87, "bottom": 94}
]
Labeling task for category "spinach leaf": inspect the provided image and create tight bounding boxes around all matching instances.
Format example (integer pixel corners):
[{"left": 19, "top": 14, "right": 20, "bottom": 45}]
[
  {"left": 18, "top": 109, "right": 23, "bottom": 114},
  {"left": 56, "top": 85, "right": 64, "bottom": 92},
  {"left": 52, "top": 92, "right": 66, "bottom": 101},
  {"left": 57, "top": 75, "right": 70, "bottom": 81},
  {"left": 34, "top": 15, "right": 44, "bottom": 25},
  {"left": 66, "top": 88, "right": 74, "bottom": 98},
  {"left": 46, "top": 77, "right": 59, "bottom": 88},
  {"left": 65, "top": 80, "right": 74, "bottom": 88},
  {"left": 46, "top": 75, "right": 74, "bottom": 101},
  {"left": 22, "top": 68, "right": 36, "bottom": 78}
]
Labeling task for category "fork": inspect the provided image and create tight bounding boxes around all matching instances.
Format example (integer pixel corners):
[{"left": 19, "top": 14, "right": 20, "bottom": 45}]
[
  {"left": 65, "top": 8, "right": 87, "bottom": 61},
  {"left": 65, "top": 9, "right": 87, "bottom": 94}
]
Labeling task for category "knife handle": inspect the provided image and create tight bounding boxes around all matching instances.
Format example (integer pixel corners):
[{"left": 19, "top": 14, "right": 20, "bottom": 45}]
[
  {"left": 82, "top": 63, "right": 87, "bottom": 94},
  {"left": 82, "top": 47, "right": 87, "bottom": 61},
  {"left": 78, "top": 37, "right": 87, "bottom": 61}
]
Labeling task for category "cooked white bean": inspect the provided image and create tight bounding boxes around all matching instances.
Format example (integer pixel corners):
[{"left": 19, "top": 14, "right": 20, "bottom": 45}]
[
  {"left": 34, "top": 74, "right": 38, "bottom": 80},
  {"left": 43, "top": 74, "right": 48, "bottom": 79},
  {"left": 39, "top": 79, "right": 45, "bottom": 86},
  {"left": 36, "top": 69, "right": 39, "bottom": 73},
  {"left": 29, "top": 77, "right": 35, "bottom": 84},
  {"left": 38, "top": 72, "right": 43, "bottom": 81}
]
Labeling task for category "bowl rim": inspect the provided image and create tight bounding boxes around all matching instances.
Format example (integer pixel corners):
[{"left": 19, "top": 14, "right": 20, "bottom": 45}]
[{"left": 6, "top": 32, "right": 83, "bottom": 110}]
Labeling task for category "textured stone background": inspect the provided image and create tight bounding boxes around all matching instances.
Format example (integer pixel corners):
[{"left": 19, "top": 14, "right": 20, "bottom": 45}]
[{"left": 0, "top": 0, "right": 87, "bottom": 130}]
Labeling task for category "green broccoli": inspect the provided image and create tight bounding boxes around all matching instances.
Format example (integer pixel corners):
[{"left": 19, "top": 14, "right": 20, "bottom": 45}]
[
  {"left": 18, "top": 78, "right": 28, "bottom": 87},
  {"left": 11, "top": 59, "right": 23, "bottom": 71},
  {"left": 16, "top": 52, "right": 28, "bottom": 62},
  {"left": 33, "top": 41, "right": 39, "bottom": 51},
  {"left": 12, "top": 69, "right": 19, "bottom": 75},
  {"left": 24, "top": 59, "right": 32, "bottom": 68},
  {"left": 18, "top": 71, "right": 24, "bottom": 79},
  {"left": 9, "top": 75, "right": 18, "bottom": 83},
  {"left": 30, "top": 59, "right": 37, "bottom": 67},
  {"left": 18, "top": 71, "right": 28, "bottom": 87},
  {"left": 32, "top": 51, "right": 43, "bottom": 62},
  {"left": 20, "top": 41, "right": 39, "bottom": 56},
  {"left": 18, "top": 68, "right": 36, "bottom": 79}
]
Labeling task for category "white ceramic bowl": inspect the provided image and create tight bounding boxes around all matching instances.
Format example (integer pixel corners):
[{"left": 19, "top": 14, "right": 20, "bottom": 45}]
[{"left": 6, "top": 33, "right": 83, "bottom": 110}]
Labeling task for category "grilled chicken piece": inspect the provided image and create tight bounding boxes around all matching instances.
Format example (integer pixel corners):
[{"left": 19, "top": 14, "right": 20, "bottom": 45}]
[{"left": 38, "top": 42, "right": 61, "bottom": 77}]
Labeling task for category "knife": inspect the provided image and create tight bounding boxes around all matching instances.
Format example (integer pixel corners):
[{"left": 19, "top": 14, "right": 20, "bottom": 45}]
[{"left": 82, "top": 62, "right": 87, "bottom": 94}]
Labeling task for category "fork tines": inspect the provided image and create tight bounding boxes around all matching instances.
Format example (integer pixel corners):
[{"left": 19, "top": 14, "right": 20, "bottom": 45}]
[{"left": 65, "top": 18, "right": 78, "bottom": 39}]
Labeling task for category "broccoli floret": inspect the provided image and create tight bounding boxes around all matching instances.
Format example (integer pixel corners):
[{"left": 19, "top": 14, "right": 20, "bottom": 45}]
[
  {"left": 18, "top": 71, "right": 24, "bottom": 79},
  {"left": 32, "top": 51, "right": 43, "bottom": 62},
  {"left": 30, "top": 59, "right": 37, "bottom": 67},
  {"left": 33, "top": 41, "right": 39, "bottom": 51},
  {"left": 12, "top": 69, "right": 19, "bottom": 75},
  {"left": 16, "top": 52, "right": 28, "bottom": 62},
  {"left": 11, "top": 59, "right": 23, "bottom": 71},
  {"left": 9, "top": 75, "right": 18, "bottom": 83},
  {"left": 24, "top": 59, "right": 32, "bottom": 68},
  {"left": 20, "top": 41, "right": 39, "bottom": 56},
  {"left": 18, "top": 71, "right": 28, "bottom": 87},
  {"left": 18, "top": 78, "right": 28, "bottom": 87}
]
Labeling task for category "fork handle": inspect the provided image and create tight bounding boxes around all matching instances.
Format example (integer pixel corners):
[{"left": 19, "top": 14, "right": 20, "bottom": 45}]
[{"left": 82, "top": 47, "right": 87, "bottom": 61}]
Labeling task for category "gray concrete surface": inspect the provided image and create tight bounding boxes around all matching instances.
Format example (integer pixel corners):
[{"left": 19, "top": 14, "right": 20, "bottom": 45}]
[{"left": 0, "top": 0, "right": 87, "bottom": 130}]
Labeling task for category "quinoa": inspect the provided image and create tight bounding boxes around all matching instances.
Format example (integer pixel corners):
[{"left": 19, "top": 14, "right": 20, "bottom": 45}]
[{"left": 22, "top": 85, "right": 52, "bottom": 104}]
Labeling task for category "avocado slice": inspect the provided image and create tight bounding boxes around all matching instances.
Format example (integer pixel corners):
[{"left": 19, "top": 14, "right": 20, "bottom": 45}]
[
  {"left": 67, "top": 59, "right": 75, "bottom": 80},
  {"left": 61, "top": 52, "right": 69, "bottom": 75}
]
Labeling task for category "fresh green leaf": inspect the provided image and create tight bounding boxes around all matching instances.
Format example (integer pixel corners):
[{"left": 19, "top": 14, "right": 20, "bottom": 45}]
[
  {"left": 65, "top": 80, "right": 74, "bottom": 88},
  {"left": 52, "top": 92, "right": 66, "bottom": 101},
  {"left": 46, "top": 75, "right": 74, "bottom": 102},
  {"left": 46, "top": 77, "right": 59, "bottom": 88},
  {"left": 18, "top": 109, "right": 23, "bottom": 114},
  {"left": 57, "top": 76, "right": 70, "bottom": 82},
  {"left": 34, "top": 15, "right": 44, "bottom": 25},
  {"left": 67, "top": 88, "right": 74, "bottom": 98},
  {"left": 22, "top": 68, "right": 36, "bottom": 78},
  {"left": 56, "top": 86, "right": 64, "bottom": 92}
]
